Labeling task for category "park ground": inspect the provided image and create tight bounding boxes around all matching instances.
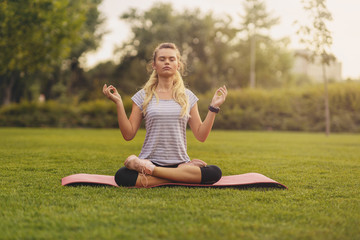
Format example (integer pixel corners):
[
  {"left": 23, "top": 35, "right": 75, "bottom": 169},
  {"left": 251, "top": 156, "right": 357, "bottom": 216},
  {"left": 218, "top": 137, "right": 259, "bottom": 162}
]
[{"left": 0, "top": 128, "right": 359, "bottom": 240}]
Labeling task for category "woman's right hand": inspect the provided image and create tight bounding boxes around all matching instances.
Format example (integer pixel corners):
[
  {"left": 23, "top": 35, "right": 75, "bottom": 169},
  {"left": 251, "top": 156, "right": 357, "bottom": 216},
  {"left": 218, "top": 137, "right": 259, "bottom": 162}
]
[{"left": 103, "top": 84, "right": 122, "bottom": 104}]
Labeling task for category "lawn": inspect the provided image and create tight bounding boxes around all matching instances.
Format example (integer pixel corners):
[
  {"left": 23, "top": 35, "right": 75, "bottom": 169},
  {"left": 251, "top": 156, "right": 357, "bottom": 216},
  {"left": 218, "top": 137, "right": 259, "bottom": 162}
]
[{"left": 0, "top": 128, "right": 359, "bottom": 240}]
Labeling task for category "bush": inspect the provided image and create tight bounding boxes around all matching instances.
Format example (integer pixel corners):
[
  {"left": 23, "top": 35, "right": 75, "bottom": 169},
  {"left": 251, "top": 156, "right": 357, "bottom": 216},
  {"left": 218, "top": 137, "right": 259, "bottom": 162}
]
[
  {"left": 0, "top": 82, "right": 359, "bottom": 132},
  {"left": 197, "top": 82, "right": 360, "bottom": 132},
  {"left": 0, "top": 99, "right": 133, "bottom": 128},
  {"left": 0, "top": 101, "right": 78, "bottom": 127}
]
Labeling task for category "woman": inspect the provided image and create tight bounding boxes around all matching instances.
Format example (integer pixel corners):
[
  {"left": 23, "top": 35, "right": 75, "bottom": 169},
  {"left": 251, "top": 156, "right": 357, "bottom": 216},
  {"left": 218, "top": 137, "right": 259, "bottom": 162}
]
[{"left": 103, "top": 43, "right": 227, "bottom": 187}]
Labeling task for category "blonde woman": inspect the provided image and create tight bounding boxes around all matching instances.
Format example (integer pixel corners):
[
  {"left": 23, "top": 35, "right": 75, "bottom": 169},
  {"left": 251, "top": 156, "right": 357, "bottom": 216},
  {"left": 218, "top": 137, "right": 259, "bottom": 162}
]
[{"left": 103, "top": 43, "right": 227, "bottom": 187}]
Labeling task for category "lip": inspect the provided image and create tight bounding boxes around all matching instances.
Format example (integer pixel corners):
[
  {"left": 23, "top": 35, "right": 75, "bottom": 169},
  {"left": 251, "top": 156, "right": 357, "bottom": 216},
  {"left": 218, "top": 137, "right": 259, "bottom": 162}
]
[{"left": 163, "top": 67, "right": 171, "bottom": 70}]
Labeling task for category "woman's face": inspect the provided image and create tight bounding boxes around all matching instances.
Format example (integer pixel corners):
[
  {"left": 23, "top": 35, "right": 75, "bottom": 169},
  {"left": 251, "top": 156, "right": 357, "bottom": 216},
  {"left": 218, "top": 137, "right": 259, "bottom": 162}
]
[{"left": 153, "top": 48, "right": 179, "bottom": 77}]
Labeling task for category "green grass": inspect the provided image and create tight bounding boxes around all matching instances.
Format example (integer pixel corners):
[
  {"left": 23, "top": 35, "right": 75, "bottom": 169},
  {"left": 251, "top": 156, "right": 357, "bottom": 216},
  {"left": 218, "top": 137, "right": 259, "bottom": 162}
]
[{"left": 0, "top": 128, "right": 359, "bottom": 240}]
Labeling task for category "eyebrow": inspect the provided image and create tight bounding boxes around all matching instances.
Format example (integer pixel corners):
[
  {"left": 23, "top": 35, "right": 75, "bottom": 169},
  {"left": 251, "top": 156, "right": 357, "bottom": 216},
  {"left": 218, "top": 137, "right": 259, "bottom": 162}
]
[{"left": 158, "top": 55, "right": 176, "bottom": 58}]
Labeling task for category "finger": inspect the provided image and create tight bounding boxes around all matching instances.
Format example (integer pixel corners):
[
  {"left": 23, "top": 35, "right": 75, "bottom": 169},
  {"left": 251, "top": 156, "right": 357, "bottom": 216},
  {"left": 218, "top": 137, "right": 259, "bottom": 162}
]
[
  {"left": 220, "top": 86, "right": 228, "bottom": 96},
  {"left": 216, "top": 87, "right": 224, "bottom": 93},
  {"left": 198, "top": 159, "right": 207, "bottom": 166},
  {"left": 104, "top": 90, "right": 110, "bottom": 98},
  {"left": 222, "top": 88, "right": 228, "bottom": 97},
  {"left": 106, "top": 85, "right": 114, "bottom": 93},
  {"left": 105, "top": 85, "right": 113, "bottom": 94},
  {"left": 106, "top": 87, "right": 113, "bottom": 97},
  {"left": 218, "top": 89, "right": 226, "bottom": 97},
  {"left": 193, "top": 159, "right": 207, "bottom": 166},
  {"left": 217, "top": 88, "right": 225, "bottom": 95},
  {"left": 110, "top": 86, "right": 118, "bottom": 94},
  {"left": 109, "top": 85, "right": 116, "bottom": 93},
  {"left": 103, "top": 84, "right": 107, "bottom": 93}
]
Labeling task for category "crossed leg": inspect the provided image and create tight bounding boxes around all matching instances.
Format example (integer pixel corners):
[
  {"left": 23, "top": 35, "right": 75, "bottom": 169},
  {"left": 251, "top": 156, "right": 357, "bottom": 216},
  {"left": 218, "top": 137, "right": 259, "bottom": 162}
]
[
  {"left": 135, "top": 165, "right": 202, "bottom": 187},
  {"left": 116, "top": 155, "right": 221, "bottom": 188}
]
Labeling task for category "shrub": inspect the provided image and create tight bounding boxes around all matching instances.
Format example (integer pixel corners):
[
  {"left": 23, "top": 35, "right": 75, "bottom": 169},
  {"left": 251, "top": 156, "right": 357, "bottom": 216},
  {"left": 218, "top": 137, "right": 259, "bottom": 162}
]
[
  {"left": 0, "top": 82, "right": 359, "bottom": 132},
  {"left": 197, "top": 82, "right": 360, "bottom": 132}
]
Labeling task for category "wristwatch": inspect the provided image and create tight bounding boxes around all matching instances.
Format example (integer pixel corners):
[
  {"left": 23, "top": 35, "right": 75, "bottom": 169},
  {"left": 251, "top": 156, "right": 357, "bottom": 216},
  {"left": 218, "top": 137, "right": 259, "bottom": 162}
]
[{"left": 208, "top": 105, "right": 220, "bottom": 113}]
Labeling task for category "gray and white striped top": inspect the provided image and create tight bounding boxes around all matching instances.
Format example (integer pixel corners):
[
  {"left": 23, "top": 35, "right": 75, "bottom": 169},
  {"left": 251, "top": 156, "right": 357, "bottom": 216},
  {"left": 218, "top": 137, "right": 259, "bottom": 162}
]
[{"left": 131, "top": 89, "right": 199, "bottom": 166}]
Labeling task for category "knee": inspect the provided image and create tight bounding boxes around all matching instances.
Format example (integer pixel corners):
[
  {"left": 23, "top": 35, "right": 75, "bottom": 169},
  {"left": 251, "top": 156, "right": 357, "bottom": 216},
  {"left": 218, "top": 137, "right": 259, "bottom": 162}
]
[
  {"left": 200, "top": 165, "right": 222, "bottom": 184},
  {"left": 114, "top": 167, "right": 138, "bottom": 187}
]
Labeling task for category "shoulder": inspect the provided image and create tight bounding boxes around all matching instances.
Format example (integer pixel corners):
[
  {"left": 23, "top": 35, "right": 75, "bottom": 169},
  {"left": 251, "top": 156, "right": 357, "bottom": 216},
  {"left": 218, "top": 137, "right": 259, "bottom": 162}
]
[
  {"left": 132, "top": 89, "right": 146, "bottom": 100},
  {"left": 185, "top": 88, "right": 199, "bottom": 107},
  {"left": 134, "top": 89, "right": 145, "bottom": 97},
  {"left": 185, "top": 88, "right": 197, "bottom": 98},
  {"left": 131, "top": 89, "right": 146, "bottom": 110}
]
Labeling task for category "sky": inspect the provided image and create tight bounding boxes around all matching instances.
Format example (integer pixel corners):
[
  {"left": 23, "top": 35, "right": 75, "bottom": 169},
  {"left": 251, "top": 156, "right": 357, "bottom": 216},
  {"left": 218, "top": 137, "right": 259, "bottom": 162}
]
[{"left": 83, "top": 0, "right": 360, "bottom": 79}]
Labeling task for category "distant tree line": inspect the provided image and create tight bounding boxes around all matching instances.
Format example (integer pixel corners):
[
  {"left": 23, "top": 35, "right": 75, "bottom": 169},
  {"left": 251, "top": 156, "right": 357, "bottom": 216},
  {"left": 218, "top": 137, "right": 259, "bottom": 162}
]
[
  {"left": 1, "top": 0, "right": 298, "bottom": 106},
  {"left": 2, "top": 0, "right": 359, "bottom": 133},
  {"left": 101, "top": 1, "right": 294, "bottom": 95}
]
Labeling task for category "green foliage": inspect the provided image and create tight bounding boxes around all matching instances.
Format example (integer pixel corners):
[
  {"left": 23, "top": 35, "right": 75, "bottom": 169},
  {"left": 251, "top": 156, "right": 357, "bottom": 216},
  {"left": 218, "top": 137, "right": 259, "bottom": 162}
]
[
  {"left": 0, "top": 0, "right": 104, "bottom": 105},
  {"left": 0, "top": 0, "right": 83, "bottom": 74},
  {"left": 240, "top": 0, "right": 280, "bottom": 32},
  {"left": 85, "top": 61, "right": 119, "bottom": 99},
  {"left": 114, "top": 2, "right": 293, "bottom": 94},
  {"left": 0, "top": 129, "right": 359, "bottom": 239},
  {"left": 296, "top": 0, "right": 333, "bottom": 61},
  {"left": 0, "top": 82, "right": 359, "bottom": 132},
  {"left": 0, "top": 99, "right": 132, "bottom": 128},
  {"left": 79, "top": 100, "right": 118, "bottom": 128},
  {"left": 46, "top": 0, "right": 105, "bottom": 102},
  {"left": 0, "top": 1, "right": 306, "bottom": 106},
  {"left": 204, "top": 82, "right": 360, "bottom": 132},
  {"left": 238, "top": 0, "right": 289, "bottom": 88},
  {"left": 0, "top": 101, "right": 76, "bottom": 127},
  {"left": 116, "top": 3, "right": 238, "bottom": 93},
  {"left": 295, "top": 0, "right": 334, "bottom": 135}
]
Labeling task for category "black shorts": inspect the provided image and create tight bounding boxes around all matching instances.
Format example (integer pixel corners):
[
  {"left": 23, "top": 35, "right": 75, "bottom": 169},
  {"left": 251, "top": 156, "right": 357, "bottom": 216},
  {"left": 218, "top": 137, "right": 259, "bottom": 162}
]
[{"left": 114, "top": 164, "right": 222, "bottom": 187}]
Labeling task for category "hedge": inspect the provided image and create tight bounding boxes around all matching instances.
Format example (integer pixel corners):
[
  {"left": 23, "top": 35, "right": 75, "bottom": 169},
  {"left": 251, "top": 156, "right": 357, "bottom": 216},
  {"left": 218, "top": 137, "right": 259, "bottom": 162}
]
[{"left": 1, "top": 82, "right": 359, "bottom": 132}]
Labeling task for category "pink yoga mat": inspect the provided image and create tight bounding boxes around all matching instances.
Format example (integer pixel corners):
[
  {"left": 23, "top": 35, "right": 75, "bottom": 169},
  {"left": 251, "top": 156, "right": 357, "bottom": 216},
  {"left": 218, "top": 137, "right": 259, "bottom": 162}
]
[{"left": 61, "top": 173, "right": 287, "bottom": 189}]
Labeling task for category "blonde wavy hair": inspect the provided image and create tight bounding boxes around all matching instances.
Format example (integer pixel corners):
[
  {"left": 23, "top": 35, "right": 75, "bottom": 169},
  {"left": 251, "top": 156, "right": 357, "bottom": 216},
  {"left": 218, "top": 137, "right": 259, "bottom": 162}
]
[{"left": 142, "top": 43, "right": 189, "bottom": 118}]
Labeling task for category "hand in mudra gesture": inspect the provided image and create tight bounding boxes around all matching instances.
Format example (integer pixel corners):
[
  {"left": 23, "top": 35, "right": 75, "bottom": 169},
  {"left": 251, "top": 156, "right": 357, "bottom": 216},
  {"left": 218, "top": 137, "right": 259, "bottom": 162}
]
[
  {"left": 211, "top": 85, "right": 228, "bottom": 108},
  {"left": 103, "top": 84, "right": 122, "bottom": 104}
]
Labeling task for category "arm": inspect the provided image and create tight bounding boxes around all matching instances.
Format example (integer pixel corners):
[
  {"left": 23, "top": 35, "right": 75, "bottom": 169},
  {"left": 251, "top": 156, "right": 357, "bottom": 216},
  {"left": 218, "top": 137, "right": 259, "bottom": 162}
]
[
  {"left": 188, "top": 86, "right": 227, "bottom": 142},
  {"left": 103, "top": 84, "right": 142, "bottom": 141}
]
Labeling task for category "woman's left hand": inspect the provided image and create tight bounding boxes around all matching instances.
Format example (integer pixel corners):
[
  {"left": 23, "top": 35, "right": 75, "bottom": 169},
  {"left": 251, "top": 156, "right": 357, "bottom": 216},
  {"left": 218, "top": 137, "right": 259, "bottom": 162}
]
[{"left": 210, "top": 85, "right": 227, "bottom": 108}]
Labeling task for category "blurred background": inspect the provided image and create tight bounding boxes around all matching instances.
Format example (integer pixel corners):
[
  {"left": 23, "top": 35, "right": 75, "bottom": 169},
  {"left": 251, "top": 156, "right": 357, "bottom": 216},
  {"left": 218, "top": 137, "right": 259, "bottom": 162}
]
[{"left": 0, "top": 0, "right": 359, "bottom": 132}]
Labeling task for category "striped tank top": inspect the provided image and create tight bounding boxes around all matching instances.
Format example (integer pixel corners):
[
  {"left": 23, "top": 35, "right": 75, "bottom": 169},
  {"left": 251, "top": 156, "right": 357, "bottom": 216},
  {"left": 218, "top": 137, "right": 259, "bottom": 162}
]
[{"left": 131, "top": 89, "right": 199, "bottom": 166}]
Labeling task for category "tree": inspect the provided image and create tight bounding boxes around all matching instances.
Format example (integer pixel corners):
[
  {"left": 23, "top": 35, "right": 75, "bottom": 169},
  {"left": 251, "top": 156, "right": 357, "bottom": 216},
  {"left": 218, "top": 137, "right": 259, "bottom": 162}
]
[
  {"left": 232, "top": 35, "right": 293, "bottom": 89},
  {"left": 296, "top": 0, "right": 334, "bottom": 136},
  {"left": 116, "top": 3, "right": 238, "bottom": 94},
  {"left": 238, "top": 0, "right": 280, "bottom": 88},
  {"left": 0, "top": 0, "right": 103, "bottom": 105},
  {"left": 113, "top": 2, "right": 292, "bottom": 93},
  {"left": 45, "top": 0, "right": 105, "bottom": 102},
  {"left": 86, "top": 61, "right": 118, "bottom": 99}
]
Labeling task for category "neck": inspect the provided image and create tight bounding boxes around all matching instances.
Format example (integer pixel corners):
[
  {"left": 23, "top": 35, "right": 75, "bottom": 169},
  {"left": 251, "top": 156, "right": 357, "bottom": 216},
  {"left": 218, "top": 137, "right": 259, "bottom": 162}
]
[{"left": 157, "top": 76, "right": 174, "bottom": 92}]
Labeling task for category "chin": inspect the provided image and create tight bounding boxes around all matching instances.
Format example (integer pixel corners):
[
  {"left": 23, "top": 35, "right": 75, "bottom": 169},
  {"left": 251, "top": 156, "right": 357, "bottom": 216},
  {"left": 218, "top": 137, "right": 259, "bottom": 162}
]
[{"left": 159, "top": 71, "right": 176, "bottom": 77}]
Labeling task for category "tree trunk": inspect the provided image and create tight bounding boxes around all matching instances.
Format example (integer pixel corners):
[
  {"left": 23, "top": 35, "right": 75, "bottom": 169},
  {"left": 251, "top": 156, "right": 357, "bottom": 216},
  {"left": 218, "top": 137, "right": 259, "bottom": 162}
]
[
  {"left": 2, "top": 75, "right": 15, "bottom": 106},
  {"left": 249, "top": 34, "right": 256, "bottom": 88},
  {"left": 322, "top": 63, "right": 330, "bottom": 136}
]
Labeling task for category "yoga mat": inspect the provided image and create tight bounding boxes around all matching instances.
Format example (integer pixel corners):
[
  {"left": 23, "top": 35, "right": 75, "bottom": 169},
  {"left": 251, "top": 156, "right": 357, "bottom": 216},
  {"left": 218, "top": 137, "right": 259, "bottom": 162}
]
[{"left": 62, "top": 173, "right": 287, "bottom": 189}]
